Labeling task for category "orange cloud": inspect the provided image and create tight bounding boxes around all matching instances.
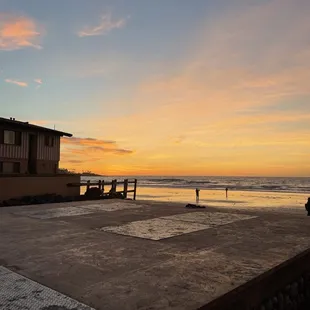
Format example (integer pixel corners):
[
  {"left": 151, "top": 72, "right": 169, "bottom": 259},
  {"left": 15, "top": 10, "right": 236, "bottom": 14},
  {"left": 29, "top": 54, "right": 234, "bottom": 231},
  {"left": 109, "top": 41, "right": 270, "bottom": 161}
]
[
  {"left": 78, "top": 13, "right": 128, "bottom": 37},
  {"left": 69, "top": 146, "right": 132, "bottom": 156},
  {"left": 5, "top": 79, "right": 27, "bottom": 87},
  {"left": 0, "top": 14, "right": 42, "bottom": 50},
  {"left": 61, "top": 137, "right": 133, "bottom": 164},
  {"left": 62, "top": 137, "right": 117, "bottom": 147}
]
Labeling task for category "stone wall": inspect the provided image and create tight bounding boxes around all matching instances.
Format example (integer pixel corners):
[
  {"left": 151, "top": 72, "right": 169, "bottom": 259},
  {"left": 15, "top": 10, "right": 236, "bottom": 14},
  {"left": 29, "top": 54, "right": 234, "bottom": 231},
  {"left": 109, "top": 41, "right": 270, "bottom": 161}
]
[
  {"left": 199, "top": 249, "right": 310, "bottom": 310},
  {"left": 255, "top": 272, "right": 310, "bottom": 310},
  {"left": 0, "top": 175, "right": 80, "bottom": 202}
]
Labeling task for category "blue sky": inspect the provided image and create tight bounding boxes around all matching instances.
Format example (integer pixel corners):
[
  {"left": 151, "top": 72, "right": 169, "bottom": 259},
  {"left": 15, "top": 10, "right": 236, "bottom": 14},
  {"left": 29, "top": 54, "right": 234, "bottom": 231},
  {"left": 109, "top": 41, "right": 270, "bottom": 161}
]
[{"left": 1, "top": 0, "right": 310, "bottom": 176}]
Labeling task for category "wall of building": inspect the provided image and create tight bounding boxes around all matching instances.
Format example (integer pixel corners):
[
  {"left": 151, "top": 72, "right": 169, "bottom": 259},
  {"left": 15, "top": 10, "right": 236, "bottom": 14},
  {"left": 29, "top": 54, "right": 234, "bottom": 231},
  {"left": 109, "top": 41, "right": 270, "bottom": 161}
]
[
  {"left": 37, "top": 134, "right": 60, "bottom": 161},
  {"left": 0, "top": 158, "right": 59, "bottom": 175},
  {"left": 0, "top": 175, "right": 80, "bottom": 202},
  {"left": 36, "top": 160, "right": 58, "bottom": 174},
  {"left": 1, "top": 130, "right": 62, "bottom": 175},
  {"left": 0, "top": 158, "right": 28, "bottom": 174}
]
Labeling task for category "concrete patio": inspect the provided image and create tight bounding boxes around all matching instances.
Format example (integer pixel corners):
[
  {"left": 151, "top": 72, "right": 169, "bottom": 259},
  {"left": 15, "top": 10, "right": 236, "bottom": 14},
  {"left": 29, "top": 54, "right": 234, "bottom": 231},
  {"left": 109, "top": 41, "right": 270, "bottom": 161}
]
[{"left": 0, "top": 199, "right": 309, "bottom": 309}]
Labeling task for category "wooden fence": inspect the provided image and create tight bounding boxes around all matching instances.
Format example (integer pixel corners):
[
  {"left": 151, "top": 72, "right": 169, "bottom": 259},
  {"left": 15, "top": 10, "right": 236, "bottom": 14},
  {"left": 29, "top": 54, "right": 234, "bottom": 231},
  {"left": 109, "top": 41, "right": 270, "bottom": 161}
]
[{"left": 67, "top": 179, "right": 137, "bottom": 200}]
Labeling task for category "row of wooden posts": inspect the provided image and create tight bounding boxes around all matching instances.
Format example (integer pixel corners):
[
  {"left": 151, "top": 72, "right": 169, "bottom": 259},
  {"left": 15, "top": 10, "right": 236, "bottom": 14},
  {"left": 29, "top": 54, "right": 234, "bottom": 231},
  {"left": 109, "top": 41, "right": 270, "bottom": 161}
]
[{"left": 69, "top": 179, "right": 137, "bottom": 200}]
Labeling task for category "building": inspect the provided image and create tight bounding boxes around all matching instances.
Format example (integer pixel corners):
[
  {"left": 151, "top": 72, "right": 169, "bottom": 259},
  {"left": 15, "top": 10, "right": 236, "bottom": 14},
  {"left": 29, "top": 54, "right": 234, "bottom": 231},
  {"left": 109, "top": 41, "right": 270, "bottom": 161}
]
[
  {"left": 0, "top": 117, "right": 80, "bottom": 203},
  {"left": 0, "top": 117, "right": 72, "bottom": 175}
]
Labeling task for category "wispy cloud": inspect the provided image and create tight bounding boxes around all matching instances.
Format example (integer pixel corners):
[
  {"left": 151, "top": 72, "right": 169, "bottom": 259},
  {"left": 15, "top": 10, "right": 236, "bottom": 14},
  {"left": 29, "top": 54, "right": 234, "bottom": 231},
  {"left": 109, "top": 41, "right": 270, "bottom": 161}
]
[
  {"left": 61, "top": 136, "right": 133, "bottom": 155},
  {"left": 34, "top": 78, "right": 42, "bottom": 84},
  {"left": 5, "top": 79, "right": 28, "bottom": 87},
  {"left": 34, "top": 78, "right": 43, "bottom": 89},
  {"left": 62, "top": 136, "right": 116, "bottom": 147},
  {"left": 69, "top": 146, "right": 133, "bottom": 155},
  {"left": 0, "top": 13, "right": 43, "bottom": 50},
  {"left": 60, "top": 136, "right": 133, "bottom": 172},
  {"left": 78, "top": 13, "right": 128, "bottom": 37},
  {"left": 66, "top": 159, "right": 84, "bottom": 164}
]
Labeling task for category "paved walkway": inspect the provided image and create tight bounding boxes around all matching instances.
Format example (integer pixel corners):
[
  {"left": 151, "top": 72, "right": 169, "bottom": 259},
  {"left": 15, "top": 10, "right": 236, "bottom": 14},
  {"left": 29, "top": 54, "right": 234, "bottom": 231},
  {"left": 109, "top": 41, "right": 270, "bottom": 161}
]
[
  {"left": 0, "top": 199, "right": 309, "bottom": 309},
  {"left": 0, "top": 266, "right": 93, "bottom": 310}
]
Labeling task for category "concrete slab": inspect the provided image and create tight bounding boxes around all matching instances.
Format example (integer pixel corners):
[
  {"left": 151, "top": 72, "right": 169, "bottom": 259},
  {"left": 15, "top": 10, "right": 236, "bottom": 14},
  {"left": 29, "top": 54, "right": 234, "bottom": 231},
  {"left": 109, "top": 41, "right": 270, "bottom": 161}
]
[
  {"left": 101, "top": 212, "right": 257, "bottom": 240},
  {"left": 0, "top": 199, "right": 310, "bottom": 310},
  {"left": 81, "top": 201, "right": 144, "bottom": 212},
  {"left": 16, "top": 206, "right": 97, "bottom": 219},
  {"left": 101, "top": 217, "right": 209, "bottom": 240},
  {"left": 13, "top": 201, "right": 143, "bottom": 219},
  {"left": 161, "top": 211, "right": 257, "bottom": 227},
  {"left": 0, "top": 266, "right": 93, "bottom": 310}
]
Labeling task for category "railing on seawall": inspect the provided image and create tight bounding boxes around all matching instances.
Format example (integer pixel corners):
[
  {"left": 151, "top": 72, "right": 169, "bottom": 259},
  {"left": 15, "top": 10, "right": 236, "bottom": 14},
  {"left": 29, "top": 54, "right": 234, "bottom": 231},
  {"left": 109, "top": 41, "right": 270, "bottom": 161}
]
[{"left": 67, "top": 178, "right": 137, "bottom": 200}]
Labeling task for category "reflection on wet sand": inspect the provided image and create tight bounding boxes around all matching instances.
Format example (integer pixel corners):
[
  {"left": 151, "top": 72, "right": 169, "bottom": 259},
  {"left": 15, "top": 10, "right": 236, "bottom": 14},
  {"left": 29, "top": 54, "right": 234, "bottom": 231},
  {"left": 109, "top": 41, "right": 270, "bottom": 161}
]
[{"left": 137, "top": 186, "right": 307, "bottom": 211}]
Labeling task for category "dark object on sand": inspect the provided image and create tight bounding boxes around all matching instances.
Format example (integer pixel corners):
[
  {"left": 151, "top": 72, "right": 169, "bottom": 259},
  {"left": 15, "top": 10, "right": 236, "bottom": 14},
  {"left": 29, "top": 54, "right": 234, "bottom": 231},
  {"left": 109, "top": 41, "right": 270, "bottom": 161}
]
[
  {"left": 305, "top": 197, "right": 310, "bottom": 216},
  {"left": 185, "top": 203, "right": 206, "bottom": 209},
  {"left": 108, "top": 192, "right": 125, "bottom": 199},
  {"left": 85, "top": 187, "right": 103, "bottom": 199}
]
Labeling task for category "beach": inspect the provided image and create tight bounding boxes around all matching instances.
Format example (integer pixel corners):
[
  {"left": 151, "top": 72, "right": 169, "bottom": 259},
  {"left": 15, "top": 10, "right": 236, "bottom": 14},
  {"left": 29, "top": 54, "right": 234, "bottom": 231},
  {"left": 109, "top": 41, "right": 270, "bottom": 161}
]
[
  {"left": 137, "top": 186, "right": 307, "bottom": 211},
  {"left": 81, "top": 176, "right": 309, "bottom": 212}
]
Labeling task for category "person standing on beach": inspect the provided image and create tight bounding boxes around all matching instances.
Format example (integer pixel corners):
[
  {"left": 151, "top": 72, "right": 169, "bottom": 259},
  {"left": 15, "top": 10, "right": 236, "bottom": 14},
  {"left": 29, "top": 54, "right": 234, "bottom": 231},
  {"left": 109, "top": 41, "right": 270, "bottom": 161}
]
[
  {"left": 225, "top": 187, "right": 228, "bottom": 199},
  {"left": 196, "top": 188, "right": 200, "bottom": 204}
]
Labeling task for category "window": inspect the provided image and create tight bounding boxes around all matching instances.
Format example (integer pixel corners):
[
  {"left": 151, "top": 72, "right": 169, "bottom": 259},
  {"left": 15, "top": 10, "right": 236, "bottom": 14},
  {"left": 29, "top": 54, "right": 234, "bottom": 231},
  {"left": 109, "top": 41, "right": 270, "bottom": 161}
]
[
  {"left": 2, "top": 130, "right": 21, "bottom": 145},
  {"left": 0, "top": 162, "right": 20, "bottom": 174},
  {"left": 4, "top": 130, "right": 15, "bottom": 144},
  {"left": 45, "top": 135, "right": 54, "bottom": 147}
]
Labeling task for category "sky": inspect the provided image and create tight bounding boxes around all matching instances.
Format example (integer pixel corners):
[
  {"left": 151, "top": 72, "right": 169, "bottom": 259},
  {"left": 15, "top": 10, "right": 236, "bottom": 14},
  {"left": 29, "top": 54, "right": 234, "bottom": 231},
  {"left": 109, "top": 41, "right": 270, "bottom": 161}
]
[{"left": 1, "top": 0, "right": 310, "bottom": 176}]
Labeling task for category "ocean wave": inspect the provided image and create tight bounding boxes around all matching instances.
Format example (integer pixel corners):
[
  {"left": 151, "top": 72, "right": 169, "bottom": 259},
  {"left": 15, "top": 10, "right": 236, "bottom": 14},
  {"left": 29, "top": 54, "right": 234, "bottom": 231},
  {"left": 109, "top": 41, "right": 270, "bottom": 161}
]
[
  {"left": 144, "top": 178, "right": 185, "bottom": 183},
  {"left": 186, "top": 180, "right": 212, "bottom": 184}
]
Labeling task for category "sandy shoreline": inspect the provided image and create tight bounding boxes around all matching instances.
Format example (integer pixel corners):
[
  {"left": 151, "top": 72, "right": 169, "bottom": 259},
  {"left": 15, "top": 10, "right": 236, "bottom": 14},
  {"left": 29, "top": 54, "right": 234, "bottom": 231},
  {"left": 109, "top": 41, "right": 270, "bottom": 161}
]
[{"left": 135, "top": 186, "right": 308, "bottom": 213}]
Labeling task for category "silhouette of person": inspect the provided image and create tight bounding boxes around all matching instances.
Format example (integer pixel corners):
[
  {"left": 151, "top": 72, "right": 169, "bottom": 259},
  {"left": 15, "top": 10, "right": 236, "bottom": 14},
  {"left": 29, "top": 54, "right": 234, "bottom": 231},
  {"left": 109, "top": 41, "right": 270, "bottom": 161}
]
[
  {"left": 196, "top": 188, "right": 200, "bottom": 204},
  {"left": 305, "top": 197, "right": 310, "bottom": 216},
  {"left": 225, "top": 187, "right": 228, "bottom": 199}
]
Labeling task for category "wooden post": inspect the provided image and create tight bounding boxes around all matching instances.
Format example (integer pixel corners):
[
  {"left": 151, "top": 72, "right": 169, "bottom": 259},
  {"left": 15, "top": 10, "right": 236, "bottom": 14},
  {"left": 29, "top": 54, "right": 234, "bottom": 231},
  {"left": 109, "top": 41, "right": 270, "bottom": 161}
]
[
  {"left": 86, "top": 180, "right": 90, "bottom": 191},
  {"left": 114, "top": 179, "right": 117, "bottom": 193},
  {"left": 123, "top": 179, "right": 128, "bottom": 199},
  {"left": 111, "top": 179, "right": 117, "bottom": 194},
  {"left": 133, "top": 179, "right": 137, "bottom": 200}
]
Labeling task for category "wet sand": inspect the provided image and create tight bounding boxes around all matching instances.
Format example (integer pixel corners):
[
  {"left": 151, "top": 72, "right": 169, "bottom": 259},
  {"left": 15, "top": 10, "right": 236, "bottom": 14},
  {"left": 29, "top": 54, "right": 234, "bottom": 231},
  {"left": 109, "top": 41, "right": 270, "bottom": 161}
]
[{"left": 136, "top": 186, "right": 308, "bottom": 211}]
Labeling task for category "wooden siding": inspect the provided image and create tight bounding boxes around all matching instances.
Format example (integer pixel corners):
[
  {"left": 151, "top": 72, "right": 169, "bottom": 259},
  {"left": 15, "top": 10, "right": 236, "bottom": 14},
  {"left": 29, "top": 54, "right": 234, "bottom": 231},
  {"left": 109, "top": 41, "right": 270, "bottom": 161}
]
[
  {"left": 0, "top": 132, "right": 28, "bottom": 159},
  {"left": 37, "top": 134, "right": 60, "bottom": 161}
]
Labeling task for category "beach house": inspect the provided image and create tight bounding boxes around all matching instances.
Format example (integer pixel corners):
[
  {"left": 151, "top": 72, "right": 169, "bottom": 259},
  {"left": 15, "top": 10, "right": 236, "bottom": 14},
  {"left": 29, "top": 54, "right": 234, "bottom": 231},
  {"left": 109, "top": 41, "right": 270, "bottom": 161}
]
[
  {"left": 0, "top": 117, "right": 79, "bottom": 202},
  {"left": 0, "top": 117, "right": 72, "bottom": 175}
]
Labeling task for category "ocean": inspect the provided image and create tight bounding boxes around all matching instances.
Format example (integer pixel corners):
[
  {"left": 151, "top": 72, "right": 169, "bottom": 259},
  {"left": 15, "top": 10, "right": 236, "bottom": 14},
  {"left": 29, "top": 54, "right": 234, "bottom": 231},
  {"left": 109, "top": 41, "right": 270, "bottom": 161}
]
[{"left": 82, "top": 176, "right": 310, "bottom": 194}]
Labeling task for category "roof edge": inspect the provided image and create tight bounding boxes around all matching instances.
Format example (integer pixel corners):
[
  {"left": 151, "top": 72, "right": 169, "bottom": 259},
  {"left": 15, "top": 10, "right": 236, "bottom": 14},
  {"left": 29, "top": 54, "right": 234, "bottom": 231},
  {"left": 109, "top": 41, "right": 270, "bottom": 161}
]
[{"left": 0, "top": 117, "right": 72, "bottom": 137}]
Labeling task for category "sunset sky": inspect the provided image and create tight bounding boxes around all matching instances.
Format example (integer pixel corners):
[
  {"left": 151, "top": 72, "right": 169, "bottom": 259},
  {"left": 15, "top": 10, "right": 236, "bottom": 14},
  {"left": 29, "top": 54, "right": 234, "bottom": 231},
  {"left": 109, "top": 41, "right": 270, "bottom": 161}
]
[{"left": 1, "top": 0, "right": 310, "bottom": 176}]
